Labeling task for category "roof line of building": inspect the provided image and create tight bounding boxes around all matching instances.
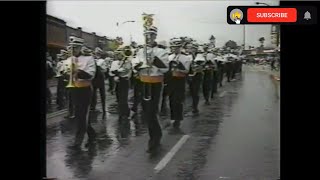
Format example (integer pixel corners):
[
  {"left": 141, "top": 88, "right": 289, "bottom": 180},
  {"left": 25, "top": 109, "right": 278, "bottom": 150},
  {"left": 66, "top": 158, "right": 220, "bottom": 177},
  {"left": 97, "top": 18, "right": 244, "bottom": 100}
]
[{"left": 47, "top": 14, "right": 111, "bottom": 40}]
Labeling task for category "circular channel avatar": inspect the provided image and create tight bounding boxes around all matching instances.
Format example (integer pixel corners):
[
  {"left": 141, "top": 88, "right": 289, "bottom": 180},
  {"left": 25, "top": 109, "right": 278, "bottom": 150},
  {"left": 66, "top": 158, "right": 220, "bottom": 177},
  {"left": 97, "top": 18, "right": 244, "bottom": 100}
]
[{"left": 230, "top": 9, "right": 243, "bottom": 24}]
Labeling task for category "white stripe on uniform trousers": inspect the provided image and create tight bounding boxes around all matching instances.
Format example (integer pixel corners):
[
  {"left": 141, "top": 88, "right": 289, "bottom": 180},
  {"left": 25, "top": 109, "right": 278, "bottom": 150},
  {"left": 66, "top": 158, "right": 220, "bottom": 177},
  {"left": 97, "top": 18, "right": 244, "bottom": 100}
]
[
  {"left": 86, "top": 86, "right": 94, "bottom": 127},
  {"left": 157, "top": 83, "right": 164, "bottom": 121}
]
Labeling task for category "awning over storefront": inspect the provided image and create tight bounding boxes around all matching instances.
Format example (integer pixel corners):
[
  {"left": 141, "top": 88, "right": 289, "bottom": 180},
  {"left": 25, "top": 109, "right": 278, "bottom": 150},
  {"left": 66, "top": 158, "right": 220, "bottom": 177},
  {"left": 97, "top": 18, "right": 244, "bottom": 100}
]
[{"left": 47, "top": 42, "right": 66, "bottom": 49}]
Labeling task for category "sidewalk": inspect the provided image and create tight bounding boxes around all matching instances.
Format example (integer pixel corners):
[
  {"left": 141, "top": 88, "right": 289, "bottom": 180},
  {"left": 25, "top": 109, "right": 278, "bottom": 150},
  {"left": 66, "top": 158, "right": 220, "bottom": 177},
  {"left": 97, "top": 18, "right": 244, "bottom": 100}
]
[{"left": 245, "top": 65, "right": 280, "bottom": 81}]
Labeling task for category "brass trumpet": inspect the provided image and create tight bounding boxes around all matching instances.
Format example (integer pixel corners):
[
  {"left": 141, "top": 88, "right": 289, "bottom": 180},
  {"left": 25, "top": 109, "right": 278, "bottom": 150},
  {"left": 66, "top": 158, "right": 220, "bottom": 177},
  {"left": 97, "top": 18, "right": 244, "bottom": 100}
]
[
  {"left": 65, "top": 47, "right": 76, "bottom": 88},
  {"left": 65, "top": 36, "right": 83, "bottom": 88},
  {"left": 188, "top": 61, "right": 205, "bottom": 76}
]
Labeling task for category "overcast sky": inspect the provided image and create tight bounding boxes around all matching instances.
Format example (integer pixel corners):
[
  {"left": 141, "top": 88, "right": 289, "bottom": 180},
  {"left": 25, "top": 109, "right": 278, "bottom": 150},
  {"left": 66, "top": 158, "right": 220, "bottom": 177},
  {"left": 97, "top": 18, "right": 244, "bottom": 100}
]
[{"left": 47, "top": 0, "right": 279, "bottom": 47}]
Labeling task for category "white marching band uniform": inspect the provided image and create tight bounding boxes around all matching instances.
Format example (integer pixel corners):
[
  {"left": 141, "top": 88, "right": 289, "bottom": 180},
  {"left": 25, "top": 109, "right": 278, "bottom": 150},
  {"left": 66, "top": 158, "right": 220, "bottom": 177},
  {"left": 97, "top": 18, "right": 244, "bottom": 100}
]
[
  {"left": 65, "top": 56, "right": 96, "bottom": 83},
  {"left": 104, "top": 57, "right": 113, "bottom": 71},
  {"left": 166, "top": 37, "right": 192, "bottom": 128},
  {"left": 55, "top": 60, "right": 64, "bottom": 77},
  {"left": 135, "top": 46, "right": 169, "bottom": 78},
  {"left": 95, "top": 58, "right": 108, "bottom": 73},
  {"left": 94, "top": 47, "right": 108, "bottom": 73},
  {"left": 206, "top": 51, "right": 217, "bottom": 68},
  {"left": 131, "top": 56, "right": 140, "bottom": 77},
  {"left": 110, "top": 58, "right": 132, "bottom": 80},
  {"left": 168, "top": 53, "right": 191, "bottom": 74}
]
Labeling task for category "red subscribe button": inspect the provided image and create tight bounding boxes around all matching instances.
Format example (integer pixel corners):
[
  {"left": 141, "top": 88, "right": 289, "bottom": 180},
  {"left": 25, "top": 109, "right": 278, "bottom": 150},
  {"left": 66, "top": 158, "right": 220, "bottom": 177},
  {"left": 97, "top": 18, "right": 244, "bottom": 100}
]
[{"left": 247, "top": 8, "right": 297, "bottom": 22}]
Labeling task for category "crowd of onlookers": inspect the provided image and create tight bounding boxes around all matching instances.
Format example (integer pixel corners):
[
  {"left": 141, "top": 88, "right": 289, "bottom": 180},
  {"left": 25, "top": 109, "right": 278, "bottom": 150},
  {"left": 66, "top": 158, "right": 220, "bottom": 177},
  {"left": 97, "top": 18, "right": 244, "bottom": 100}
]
[{"left": 243, "top": 53, "right": 280, "bottom": 71}]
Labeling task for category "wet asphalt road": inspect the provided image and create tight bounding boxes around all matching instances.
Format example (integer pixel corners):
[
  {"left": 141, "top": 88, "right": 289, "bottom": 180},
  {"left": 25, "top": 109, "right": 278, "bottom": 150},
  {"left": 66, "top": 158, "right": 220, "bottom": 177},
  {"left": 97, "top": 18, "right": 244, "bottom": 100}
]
[{"left": 46, "top": 67, "right": 280, "bottom": 180}]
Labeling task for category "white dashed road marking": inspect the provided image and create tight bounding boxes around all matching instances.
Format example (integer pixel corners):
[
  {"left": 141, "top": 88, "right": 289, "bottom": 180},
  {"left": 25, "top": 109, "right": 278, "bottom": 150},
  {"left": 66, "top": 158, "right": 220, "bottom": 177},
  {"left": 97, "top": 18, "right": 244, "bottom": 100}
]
[{"left": 154, "top": 135, "right": 190, "bottom": 173}]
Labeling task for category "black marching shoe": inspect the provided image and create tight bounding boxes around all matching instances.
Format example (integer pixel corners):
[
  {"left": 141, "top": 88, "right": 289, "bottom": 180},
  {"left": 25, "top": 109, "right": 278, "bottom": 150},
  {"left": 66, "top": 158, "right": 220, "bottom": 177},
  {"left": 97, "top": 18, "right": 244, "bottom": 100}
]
[
  {"left": 71, "top": 140, "right": 82, "bottom": 149},
  {"left": 146, "top": 137, "right": 161, "bottom": 153},
  {"left": 102, "top": 111, "right": 106, "bottom": 119},
  {"left": 205, "top": 100, "right": 210, "bottom": 105},
  {"left": 173, "top": 120, "right": 180, "bottom": 129},
  {"left": 85, "top": 138, "right": 96, "bottom": 148},
  {"left": 192, "top": 108, "right": 199, "bottom": 114}
]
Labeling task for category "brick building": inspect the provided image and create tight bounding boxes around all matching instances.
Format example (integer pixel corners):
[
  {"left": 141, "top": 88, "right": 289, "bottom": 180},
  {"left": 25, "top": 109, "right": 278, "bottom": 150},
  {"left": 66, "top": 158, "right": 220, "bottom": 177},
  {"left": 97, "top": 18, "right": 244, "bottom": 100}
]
[{"left": 47, "top": 14, "right": 110, "bottom": 60}]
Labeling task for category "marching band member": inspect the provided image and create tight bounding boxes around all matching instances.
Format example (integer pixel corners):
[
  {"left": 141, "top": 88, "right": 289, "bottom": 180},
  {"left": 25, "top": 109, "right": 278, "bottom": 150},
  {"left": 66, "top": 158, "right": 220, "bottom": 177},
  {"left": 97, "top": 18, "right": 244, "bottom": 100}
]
[
  {"left": 224, "top": 51, "right": 234, "bottom": 82},
  {"left": 235, "top": 53, "right": 242, "bottom": 75},
  {"left": 207, "top": 48, "right": 218, "bottom": 99},
  {"left": 130, "top": 45, "right": 138, "bottom": 90},
  {"left": 110, "top": 46, "right": 132, "bottom": 122},
  {"left": 202, "top": 44, "right": 215, "bottom": 105},
  {"left": 134, "top": 25, "right": 169, "bottom": 153},
  {"left": 110, "top": 50, "right": 121, "bottom": 102},
  {"left": 184, "top": 41, "right": 194, "bottom": 95},
  {"left": 216, "top": 53, "right": 226, "bottom": 87},
  {"left": 105, "top": 51, "right": 115, "bottom": 94},
  {"left": 131, "top": 50, "right": 143, "bottom": 118},
  {"left": 167, "top": 38, "right": 191, "bottom": 129},
  {"left": 91, "top": 47, "right": 108, "bottom": 118},
  {"left": 46, "top": 56, "right": 54, "bottom": 109},
  {"left": 159, "top": 41, "right": 170, "bottom": 116},
  {"left": 65, "top": 36, "right": 96, "bottom": 147},
  {"left": 55, "top": 51, "right": 68, "bottom": 110},
  {"left": 61, "top": 46, "right": 75, "bottom": 119},
  {"left": 230, "top": 52, "right": 238, "bottom": 80},
  {"left": 188, "top": 42, "right": 204, "bottom": 114}
]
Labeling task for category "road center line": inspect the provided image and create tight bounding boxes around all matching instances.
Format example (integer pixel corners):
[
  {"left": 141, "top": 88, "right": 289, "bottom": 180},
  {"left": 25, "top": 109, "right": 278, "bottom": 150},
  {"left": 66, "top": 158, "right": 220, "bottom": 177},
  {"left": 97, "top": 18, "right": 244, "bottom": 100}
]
[
  {"left": 154, "top": 134, "right": 190, "bottom": 173},
  {"left": 219, "top": 91, "right": 226, "bottom": 98}
]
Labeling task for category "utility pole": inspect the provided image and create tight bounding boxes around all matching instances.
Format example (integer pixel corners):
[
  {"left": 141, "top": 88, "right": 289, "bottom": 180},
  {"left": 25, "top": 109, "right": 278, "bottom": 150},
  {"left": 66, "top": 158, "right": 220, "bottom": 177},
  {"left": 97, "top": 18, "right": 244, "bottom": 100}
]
[
  {"left": 116, "top": 20, "right": 135, "bottom": 45},
  {"left": 243, "top": 25, "right": 246, "bottom": 50}
]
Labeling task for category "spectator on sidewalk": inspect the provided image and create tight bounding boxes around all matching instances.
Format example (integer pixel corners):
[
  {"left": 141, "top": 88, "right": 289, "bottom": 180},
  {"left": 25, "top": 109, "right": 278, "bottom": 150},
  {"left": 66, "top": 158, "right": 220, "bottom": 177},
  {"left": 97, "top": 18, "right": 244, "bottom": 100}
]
[{"left": 47, "top": 57, "right": 55, "bottom": 110}]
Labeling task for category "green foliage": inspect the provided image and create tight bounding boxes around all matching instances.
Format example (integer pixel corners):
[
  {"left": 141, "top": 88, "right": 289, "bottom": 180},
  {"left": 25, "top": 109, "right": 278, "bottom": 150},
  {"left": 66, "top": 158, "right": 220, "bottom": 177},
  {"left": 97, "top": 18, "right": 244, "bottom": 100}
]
[{"left": 225, "top": 40, "right": 238, "bottom": 49}]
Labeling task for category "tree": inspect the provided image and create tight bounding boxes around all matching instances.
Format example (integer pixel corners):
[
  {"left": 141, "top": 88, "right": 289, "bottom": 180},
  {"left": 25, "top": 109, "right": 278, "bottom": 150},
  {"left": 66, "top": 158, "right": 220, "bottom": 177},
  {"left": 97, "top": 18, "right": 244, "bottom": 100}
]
[
  {"left": 106, "top": 39, "right": 120, "bottom": 51},
  {"left": 116, "top": 37, "right": 123, "bottom": 46},
  {"left": 249, "top": 46, "right": 255, "bottom": 49},
  {"left": 209, "top": 35, "right": 216, "bottom": 48},
  {"left": 259, "top": 37, "right": 265, "bottom": 47},
  {"left": 225, "top": 40, "right": 238, "bottom": 49},
  {"left": 209, "top": 35, "right": 215, "bottom": 41},
  {"left": 130, "top": 41, "right": 138, "bottom": 48}
]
